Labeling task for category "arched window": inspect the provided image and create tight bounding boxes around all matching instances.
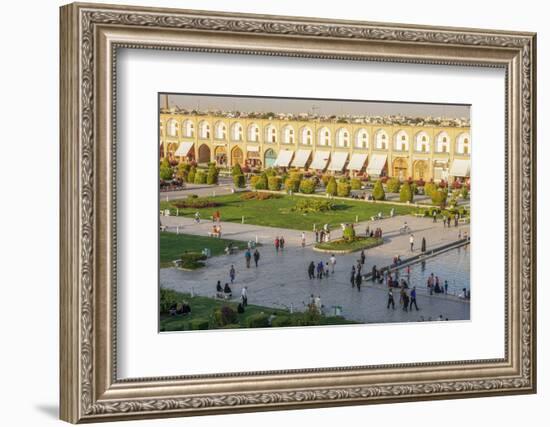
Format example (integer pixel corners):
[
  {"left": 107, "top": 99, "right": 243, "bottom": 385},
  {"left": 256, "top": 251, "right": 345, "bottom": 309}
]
[
  {"left": 394, "top": 130, "right": 409, "bottom": 151},
  {"left": 436, "top": 132, "right": 450, "bottom": 153},
  {"left": 214, "top": 121, "right": 226, "bottom": 140},
  {"left": 198, "top": 121, "right": 210, "bottom": 139},
  {"left": 336, "top": 128, "right": 350, "bottom": 147},
  {"left": 183, "top": 120, "right": 194, "bottom": 137},
  {"left": 166, "top": 119, "right": 178, "bottom": 137},
  {"left": 456, "top": 133, "right": 471, "bottom": 154},
  {"left": 231, "top": 122, "right": 243, "bottom": 141},
  {"left": 355, "top": 128, "right": 369, "bottom": 149},
  {"left": 248, "top": 124, "right": 260, "bottom": 142},
  {"left": 415, "top": 131, "right": 430, "bottom": 152},
  {"left": 318, "top": 127, "right": 331, "bottom": 146},
  {"left": 265, "top": 124, "right": 277, "bottom": 143},
  {"left": 282, "top": 125, "right": 295, "bottom": 144},
  {"left": 375, "top": 130, "right": 388, "bottom": 150},
  {"left": 301, "top": 127, "right": 313, "bottom": 145}
]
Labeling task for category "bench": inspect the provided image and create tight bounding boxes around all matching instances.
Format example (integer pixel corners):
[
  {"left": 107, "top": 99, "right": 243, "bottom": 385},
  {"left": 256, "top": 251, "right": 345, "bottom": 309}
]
[{"left": 370, "top": 215, "right": 385, "bottom": 221}]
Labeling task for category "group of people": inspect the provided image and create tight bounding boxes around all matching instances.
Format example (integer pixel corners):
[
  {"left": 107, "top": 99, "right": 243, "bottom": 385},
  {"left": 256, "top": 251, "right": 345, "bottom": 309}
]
[
  {"left": 387, "top": 286, "right": 419, "bottom": 311},
  {"left": 314, "top": 228, "right": 331, "bottom": 243},
  {"left": 274, "top": 236, "right": 286, "bottom": 252},
  {"left": 307, "top": 253, "right": 338, "bottom": 280},
  {"left": 365, "top": 226, "right": 383, "bottom": 239},
  {"left": 244, "top": 248, "right": 261, "bottom": 268},
  {"left": 215, "top": 280, "right": 249, "bottom": 313},
  {"left": 426, "top": 273, "right": 449, "bottom": 295}
]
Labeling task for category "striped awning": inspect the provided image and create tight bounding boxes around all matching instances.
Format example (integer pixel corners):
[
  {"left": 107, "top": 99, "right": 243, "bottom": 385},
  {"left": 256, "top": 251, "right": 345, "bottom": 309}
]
[
  {"left": 347, "top": 153, "right": 368, "bottom": 171},
  {"left": 291, "top": 149, "right": 312, "bottom": 168},
  {"left": 327, "top": 152, "right": 348, "bottom": 172},
  {"left": 273, "top": 150, "right": 294, "bottom": 167},
  {"left": 450, "top": 159, "right": 471, "bottom": 177},
  {"left": 366, "top": 154, "right": 387, "bottom": 176},
  {"left": 309, "top": 151, "right": 331, "bottom": 170},
  {"left": 174, "top": 141, "right": 194, "bottom": 157}
]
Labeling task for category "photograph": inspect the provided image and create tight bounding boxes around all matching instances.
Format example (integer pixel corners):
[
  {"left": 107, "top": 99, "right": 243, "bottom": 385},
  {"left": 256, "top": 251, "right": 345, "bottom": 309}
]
[{"left": 158, "top": 93, "right": 471, "bottom": 332}]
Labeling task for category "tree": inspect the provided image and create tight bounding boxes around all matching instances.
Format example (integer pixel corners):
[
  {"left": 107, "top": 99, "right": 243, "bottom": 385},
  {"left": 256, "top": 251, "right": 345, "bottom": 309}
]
[
  {"left": 372, "top": 180, "right": 386, "bottom": 200},
  {"left": 399, "top": 181, "right": 413, "bottom": 203},
  {"left": 299, "top": 179, "right": 316, "bottom": 194},
  {"left": 187, "top": 166, "right": 196, "bottom": 183},
  {"left": 160, "top": 157, "right": 171, "bottom": 169},
  {"left": 350, "top": 178, "right": 362, "bottom": 190},
  {"left": 267, "top": 176, "right": 282, "bottom": 191},
  {"left": 337, "top": 182, "right": 351, "bottom": 197},
  {"left": 231, "top": 163, "right": 243, "bottom": 176},
  {"left": 176, "top": 162, "right": 190, "bottom": 182},
  {"left": 160, "top": 165, "right": 173, "bottom": 181},
  {"left": 424, "top": 182, "right": 437, "bottom": 198},
  {"left": 254, "top": 173, "right": 268, "bottom": 190},
  {"left": 206, "top": 163, "right": 219, "bottom": 185},
  {"left": 386, "top": 177, "right": 401, "bottom": 193},
  {"left": 431, "top": 188, "right": 448, "bottom": 207},
  {"left": 461, "top": 185, "right": 469, "bottom": 200},
  {"left": 284, "top": 177, "right": 300, "bottom": 193},
  {"left": 233, "top": 174, "right": 246, "bottom": 188},
  {"left": 194, "top": 170, "right": 207, "bottom": 184},
  {"left": 326, "top": 177, "right": 337, "bottom": 196}
]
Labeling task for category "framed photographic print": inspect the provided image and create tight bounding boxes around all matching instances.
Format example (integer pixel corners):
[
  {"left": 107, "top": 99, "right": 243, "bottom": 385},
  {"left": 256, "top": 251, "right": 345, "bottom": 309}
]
[{"left": 60, "top": 2, "right": 537, "bottom": 423}]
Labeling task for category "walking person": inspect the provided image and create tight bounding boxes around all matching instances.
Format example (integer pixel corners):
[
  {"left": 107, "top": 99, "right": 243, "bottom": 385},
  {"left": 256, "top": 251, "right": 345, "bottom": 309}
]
[
  {"left": 301, "top": 232, "right": 306, "bottom": 248},
  {"left": 387, "top": 288, "right": 395, "bottom": 309},
  {"left": 194, "top": 211, "right": 201, "bottom": 224},
  {"left": 444, "top": 280, "right": 449, "bottom": 294},
  {"left": 280, "top": 236, "right": 285, "bottom": 250},
  {"left": 316, "top": 261, "right": 324, "bottom": 279},
  {"left": 350, "top": 265, "right": 356, "bottom": 288},
  {"left": 360, "top": 249, "right": 366, "bottom": 265},
  {"left": 308, "top": 261, "right": 315, "bottom": 280},
  {"left": 421, "top": 237, "right": 426, "bottom": 253},
  {"left": 409, "top": 233, "right": 415, "bottom": 252},
  {"left": 241, "top": 286, "right": 248, "bottom": 307},
  {"left": 245, "top": 249, "right": 251, "bottom": 268},
  {"left": 409, "top": 286, "right": 419, "bottom": 311},
  {"left": 329, "top": 254, "right": 336, "bottom": 274},
  {"left": 324, "top": 262, "right": 330, "bottom": 278},
  {"left": 274, "top": 237, "right": 280, "bottom": 253},
  {"left": 315, "top": 229, "right": 319, "bottom": 243},
  {"left": 355, "top": 270, "right": 362, "bottom": 291},
  {"left": 402, "top": 290, "right": 410, "bottom": 312},
  {"left": 229, "top": 265, "right": 236, "bottom": 284},
  {"left": 432, "top": 210, "right": 437, "bottom": 223},
  {"left": 253, "top": 249, "right": 260, "bottom": 267}
]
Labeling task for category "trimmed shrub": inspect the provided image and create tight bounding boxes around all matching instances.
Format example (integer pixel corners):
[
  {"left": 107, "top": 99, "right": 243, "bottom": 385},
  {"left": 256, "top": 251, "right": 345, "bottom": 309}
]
[
  {"left": 292, "top": 199, "right": 333, "bottom": 213},
  {"left": 337, "top": 182, "right": 351, "bottom": 197},
  {"left": 194, "top": 170, "right": 207, "bottom": 184},
  {"left": 342, "top": 225, "right": 356, "bottom": 241},
  {"left": 289, "top": 171, "right": 304, "bottom": 181},
  {"left": 350, "top": 178, "right": 362, "bottom": 190},
  {"left": 240, "top": 191, "right": 281, "bottom": 201},
  {"left": 284, "top": 178, "right": 301, "bottom": 193},
  {"left": 399, "top": 182, "right": 413, "bottom": 203},
  {"left": 187, "top": 166, "right": 196, "bottom": 183},
  {"left": 176, "top": 162, "right": 191, "bottom": 181},
  {"left": 431, "top": 189, "right": 448, "bottom": 207},
  {"left": 271, "top": 316, "right": 293, "bottom": 328},
  {"left": 160, "top": 157, "right": 171, "bottom": 169},
  {"left": 159, "top": 288, "right": 179, "bottom": 314},
  {"left": 264, "top": 168, "right": 277, "bottom": 177},
  {"left": 254, "top": 173, "right": 268, "bottom": 190},
  {"left": 326, "top": 177, "right": 337, "bottom": 196},
  {"left": 372, "top": 180, "right": 386, "bottom": 200},
  {"left": 410, "top": 183, "right": 419, "bottom": 195},
  {"left": 386, "top": 177, "right": 401, "bottom": 193},
  {"left": 424, "top": 182, "right": 437, "bottom": 198},
  {"left": 246, "top": 313, "right": 270, "bottom": 328},
  {"left": 160, "top": 165, "right": 173, "bottom": 181},
  {"left": 231, "top": 163, "right": 243, "bottom": 176},
  {"left": 461, "top": 185, "right": 469, "bottom": 200},
  {"left": 173, "top": 198, "right": 220, "bottom": 209},
  {"left": 267, "top": 176, "right": 282, "bottom": 191},
  {"left": 189, "top": 318, "right": 210, "bottom": 330},
  {"left": 233, "top": 174, "right": 246, "bottom": 188},
  {"left": 206, "top": 164, "right": 219, "bottom": 185},
  {"left": 249, "top": 175, "right": 261, "bottom": 188},
  {"left": 180, "top": 252, "right": 207, "bottom": 269},
  {"left": 214, "top": 305, "right": 238, "bottom": 327},
  {"left": 321, "top": 175, "right": 331, "bottom": 187},
  {"left": 299, "top": 178, "right": 316, "bottom": 194}
]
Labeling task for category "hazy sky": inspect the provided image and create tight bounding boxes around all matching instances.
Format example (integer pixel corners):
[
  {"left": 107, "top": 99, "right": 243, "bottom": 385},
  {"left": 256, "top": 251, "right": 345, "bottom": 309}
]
[{"left": 161, "top": 93, "right": 470, "bottom": 119}]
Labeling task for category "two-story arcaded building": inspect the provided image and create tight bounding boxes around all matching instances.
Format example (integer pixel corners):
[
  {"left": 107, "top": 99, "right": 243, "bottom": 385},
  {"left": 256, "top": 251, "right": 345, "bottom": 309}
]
[{"left": 159, "top": 110, "right": 471, "bottom": 182}]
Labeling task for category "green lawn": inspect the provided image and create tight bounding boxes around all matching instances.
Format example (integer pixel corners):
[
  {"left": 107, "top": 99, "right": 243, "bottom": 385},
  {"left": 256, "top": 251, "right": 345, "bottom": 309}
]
[
  {"left": 315, "top": 236, "right": 383, "bottom": 253},
  {"left": 160, "top": 193, "right": 414, "bottom": 231},
  {"left": 160, "top": 232, "right": 248, "bottom": 268},
  {"left": 160, "top": 289, "right": 356, "bottom": 332}
]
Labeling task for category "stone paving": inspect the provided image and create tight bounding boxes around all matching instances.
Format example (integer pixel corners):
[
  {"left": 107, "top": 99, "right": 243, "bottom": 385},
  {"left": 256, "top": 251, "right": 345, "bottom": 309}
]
[{"left": 160, "top": 212, "right": 470, "bottom": 324}]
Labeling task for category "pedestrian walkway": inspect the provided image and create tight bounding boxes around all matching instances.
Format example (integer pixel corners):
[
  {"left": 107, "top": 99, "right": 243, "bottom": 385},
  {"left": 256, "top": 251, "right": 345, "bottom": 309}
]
[{"left": 160, "top": 214, "right": 470, "bottom": 324}]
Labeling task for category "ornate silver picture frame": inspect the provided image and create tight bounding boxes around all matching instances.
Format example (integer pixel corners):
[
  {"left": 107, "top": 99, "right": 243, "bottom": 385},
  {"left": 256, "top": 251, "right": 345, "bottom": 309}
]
[{"left": 60, "top": 2, "right": 536, "bottom": 423}]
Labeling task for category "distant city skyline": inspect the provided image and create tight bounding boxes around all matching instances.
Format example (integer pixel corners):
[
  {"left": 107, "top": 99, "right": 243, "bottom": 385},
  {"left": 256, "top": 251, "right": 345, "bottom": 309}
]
[{"left": 160, "top": 93, "right": 470, "bottom": 119}]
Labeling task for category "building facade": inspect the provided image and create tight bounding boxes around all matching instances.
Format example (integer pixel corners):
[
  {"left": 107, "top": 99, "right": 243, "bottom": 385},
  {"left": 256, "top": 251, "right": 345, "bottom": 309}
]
[{"left": 159, "top": 111, "right": 471, "bottom": 182}]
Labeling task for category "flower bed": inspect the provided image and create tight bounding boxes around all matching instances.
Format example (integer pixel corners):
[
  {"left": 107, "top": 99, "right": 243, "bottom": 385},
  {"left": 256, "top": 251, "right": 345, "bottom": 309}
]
[{"left": 314, "top": 236, "right": 383, "bottom": 253}]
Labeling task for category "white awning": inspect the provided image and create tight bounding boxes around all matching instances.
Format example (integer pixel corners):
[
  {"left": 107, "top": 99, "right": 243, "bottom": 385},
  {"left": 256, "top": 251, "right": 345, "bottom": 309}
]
[
  {"left": 309, "top": 151, "right": 331, "bottom": 170},
  {"left": 247, "top": 145, "right": 260, "bottom": 152},
  {"left": 291, "top": 149, "right": 312, "bottom": 168},
  {"left": 347, "top": 153, "right": 368, "bottom": 171},
  {"left": 327, "top": 152, "right": 348, "bottom": 171},
  {"left": 273, "top": 150, "right": 294, "bottom": 167},
  {"left": 366, "top": 154, "right": 387, "bottom": 176},
  {"left": 450, "top": 159, "right": 471, "bottom": 177},
  {"left": 174, "top": 141, "right": 194, "bottom": 157}
]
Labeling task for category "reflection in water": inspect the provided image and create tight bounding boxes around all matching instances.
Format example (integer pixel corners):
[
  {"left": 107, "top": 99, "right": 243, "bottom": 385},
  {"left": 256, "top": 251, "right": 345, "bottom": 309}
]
[{"left": 398, "top": 245, "right": 470, "bottom": 296}]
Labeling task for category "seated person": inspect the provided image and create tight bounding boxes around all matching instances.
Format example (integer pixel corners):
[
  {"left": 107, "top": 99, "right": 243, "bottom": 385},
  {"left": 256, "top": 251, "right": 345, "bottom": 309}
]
[
  {"left": 223, "top": 283, "right": 232, "bottom": 298},
  {"left": 237, "top": 302, "right": 245, "bottom": 314},
  {"left": 216, "top": 281, "right": 224, "bottom": 298}
]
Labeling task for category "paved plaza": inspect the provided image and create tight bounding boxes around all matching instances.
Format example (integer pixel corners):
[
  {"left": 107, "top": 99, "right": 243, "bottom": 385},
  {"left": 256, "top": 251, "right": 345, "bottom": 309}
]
[{"left": 160, "top": 212, "right": 470, "bottom": 324}]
